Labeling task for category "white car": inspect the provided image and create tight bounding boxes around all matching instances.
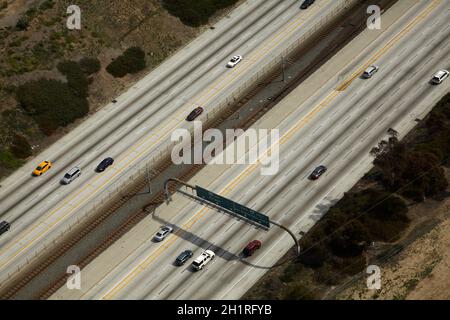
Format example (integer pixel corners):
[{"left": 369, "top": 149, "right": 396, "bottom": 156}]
[
  {"left": 431, "top": 69, "right": 449, "bottom": 84},
  {"left": 60, "top": 166, "right": 81, "bottom": 185},
  {"left": 192, "top": 250, "right": 215, "bottom": 270},
  {"left": 362, "top": 65, "right": 379, "bottom": 78},
  {"left": 154, "top": 225, "right": 173, "bottom": 242},
  {"left": 227, "top": 55, "right": 242, "bottom": 68}
]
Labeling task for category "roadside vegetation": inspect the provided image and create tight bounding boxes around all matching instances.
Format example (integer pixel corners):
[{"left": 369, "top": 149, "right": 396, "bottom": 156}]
[
  {"left": 0, "top": 0, "right": 239, "bottom": 179},
  {"left": 162, "top": 0, "right": 239, "bottom": 27},
  {"left": 244, "top": 92, "right": 450, "bottom": 300},
  {"left": 106, "top": 47, "right": 146, "bottom": 78}
]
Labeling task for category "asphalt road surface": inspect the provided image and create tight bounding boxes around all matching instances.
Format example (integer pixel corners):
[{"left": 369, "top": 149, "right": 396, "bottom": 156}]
[
  {"left": 51, "top": 0, "right": 450, "bottom": 300},
  {"left": 0, "top": 0, "right": 350, "bottom": 292}
]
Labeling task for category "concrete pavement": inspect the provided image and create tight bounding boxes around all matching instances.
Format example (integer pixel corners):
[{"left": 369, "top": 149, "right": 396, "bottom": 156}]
[{"left": 50, "top": 0, "right": 450, "bottom": 300}]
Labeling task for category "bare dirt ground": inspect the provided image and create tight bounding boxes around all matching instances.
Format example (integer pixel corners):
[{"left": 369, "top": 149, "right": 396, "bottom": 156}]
[{"left": 0, "top": 0, "right": 38, "bottom": 28}]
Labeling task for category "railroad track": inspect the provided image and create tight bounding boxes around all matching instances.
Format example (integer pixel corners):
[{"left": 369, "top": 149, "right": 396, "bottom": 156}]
[{"left": 1, "top": 0, "right": 384, "bottom": 298}]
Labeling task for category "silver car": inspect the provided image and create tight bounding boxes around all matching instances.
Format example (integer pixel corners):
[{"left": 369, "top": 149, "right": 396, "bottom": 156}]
[
  {"left": 154, "top": 225, "right": 173, "bottom": 241},
  {"left": 227, "top": 55, "right": 242, "bottom": 68},
  {"left": 362, "top": 65, "right": 379, "bottom": 78},
  {"left": 431, "top": 69, "right": 449, "bottom": 84},
  {"left": 61, "top": 166, "right": 81, "bottom": 185}
]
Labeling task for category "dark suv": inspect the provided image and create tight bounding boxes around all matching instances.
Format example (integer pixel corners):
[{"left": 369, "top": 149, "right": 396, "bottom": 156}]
[
  {"left": 0, "top": 221, "right": 10, "bottom": 236},
  {"left": 186, "top": 107, "right": 204, "bottom": 121},
  {"left": 96, "top": 157, "right": 114, "bottom": 172},
  {"left": 300, "top": 0, "right": 315, "bottom": 9},
  {"left": 309, "top": 165, "right": 327, "bottom": 180},
  {"left": 243, "top": 240, "right": 262, "bottom": 257},
  {"left": 175, "top": 250, "right": 193, "bottom": 266}
]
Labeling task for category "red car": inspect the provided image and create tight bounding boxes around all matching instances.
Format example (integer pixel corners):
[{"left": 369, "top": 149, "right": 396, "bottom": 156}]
[
  {"left": 186, "top": 107, "right": 204, "bottom": 121},
  {"left": 243, "top": 240, "right": 262, "bottom": 256}
]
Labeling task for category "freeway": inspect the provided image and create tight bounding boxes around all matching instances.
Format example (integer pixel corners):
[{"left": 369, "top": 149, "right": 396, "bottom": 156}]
[
  {"left": 0, "top": 0, "right": 350, "bottom": 292},
  {"left": 50, "top": 0, "right": 450, "bottom": 299}
]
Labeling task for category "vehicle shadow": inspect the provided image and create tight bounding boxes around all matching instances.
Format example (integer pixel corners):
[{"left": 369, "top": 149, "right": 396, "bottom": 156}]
[{"left": 143, "top": 202, "right": 288, "bottom": 270}]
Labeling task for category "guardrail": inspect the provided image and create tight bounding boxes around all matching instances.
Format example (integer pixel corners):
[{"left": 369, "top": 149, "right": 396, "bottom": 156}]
[{"left": 2, "top": 0, "right": 359, "bottom": 287}]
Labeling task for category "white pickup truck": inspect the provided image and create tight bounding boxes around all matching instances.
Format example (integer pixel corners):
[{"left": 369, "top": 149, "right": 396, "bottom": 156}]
[{"left": 192, "top": 250, "right": 215, "bottom": 271}]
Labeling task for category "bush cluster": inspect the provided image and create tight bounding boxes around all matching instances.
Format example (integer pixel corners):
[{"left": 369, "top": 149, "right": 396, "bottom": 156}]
[
  {"left": 297, "top": 189, "right": 409, "bottom": 279},
  {"left": 16, "top": 79, "right": 88, "bottom": 135},
  {"left": 106, "top": 47, "right": 146, "bottom": 78},
  {"left": 372, "top": 94, "right": 450, "bottom": 201},
  {"left": 79, "top": 57, "right": 101, "bottom": 75},
  {"left": 9, "top": 133, "right": 32, "bottom": 159},
  {"left": 162, "top": 0, "right": 239, "bottom": 27},
  {"left": 57, "top": 60, "right": 89, "bottom": 98}
]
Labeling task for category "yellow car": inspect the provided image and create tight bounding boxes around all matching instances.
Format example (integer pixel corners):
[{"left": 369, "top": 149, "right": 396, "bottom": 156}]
[{"left": 33, "top": 161, "right": 52, "bottom": 176}]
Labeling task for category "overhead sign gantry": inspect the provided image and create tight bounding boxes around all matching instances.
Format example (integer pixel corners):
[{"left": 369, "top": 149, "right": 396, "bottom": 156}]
[{"left": 164, "top": 178, "right": 300, "bottom": 255}]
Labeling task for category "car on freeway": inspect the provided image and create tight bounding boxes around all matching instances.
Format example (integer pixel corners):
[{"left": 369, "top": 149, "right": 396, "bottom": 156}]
[
  {"left": 300, "top": 0, "right": 315, "bottom": 9},
  {"left": 60, "top": 166, "right": 81, "bottom": 185},
  {"left": 227, "top": 55, "right": 242, "bottom": 68},
  {"left": 175, "top": 250, "right": 194, "bottom": 266},
  {"left": 32, "top": 160, "right": 52, "bottom": 176},
  {"left": 362, "top": 65, "right": 379, "bottom": 78},
  {"left": 243, "top": 240, "right": 262, "bottom": 257},
  {"left": 0, "top": 221, "right": 10, "bottom": 236},
  {"left": 96, "top": 157, "right": 114, "bottom": 172},
  {"left": 431, "top": 69, "right": 449, "bottom": 84},
  {"left": 154, "top": 225, "right": 173, "bottom": 242},
  {"left": 309, "top": 165, "right": 327, "bottom": 180},
  {"left": 192, "top": 249, "right": 215, "bottom": 271},
  {"left": 186, "top": 107, "right": 204, "bottom": 121}
]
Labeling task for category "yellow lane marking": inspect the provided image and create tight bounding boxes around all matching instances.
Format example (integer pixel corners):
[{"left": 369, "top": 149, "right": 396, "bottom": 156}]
[
  {"left": 336, "top": 0, "right": 440, "bottom": 91},
  {"left": 100, "top": 0, "right": 441, "bottom": 299},
  {"left": 0, "top": 1, "right": 328, "bottom": 273}
]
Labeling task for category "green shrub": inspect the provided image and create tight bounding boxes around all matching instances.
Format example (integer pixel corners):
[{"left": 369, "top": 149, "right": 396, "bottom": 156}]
[
  {"left": 162, "top": 0, "right": 239, "bottom": 27},
  {"left": 328, "top": 220, "right": 369, "bottom": 257},
  {"left": 79, "top": 57, "right": 101, "bottom": 75},
  {"left": 299, "top": 189, "right": 409, "bottom": 268},
  {"left": 16, "top": 79, "right": 89, "bottom": 135},
  {"left": 39, "top": 0, "right": 54, "bottom": 11},
  {"left": 283, "top": 283, "right": 316, "bottom": 300},
  {"left": 16, "top": 18, "right": 29, "bottom": 31},
  {"left": 57, "top": 60, "right": 89, "bottom": 97},
  {"left": 10, "top": 133, "right": 32, "bottom": 159},
  {"left": 106, "top": 47, "right": 146, "bottom": 78},
  {"left": 297, "top": 244, "right": 327, "bottom": 269},
  {"left": 0, "top": 149, "right": 23, "bottom": 169}
]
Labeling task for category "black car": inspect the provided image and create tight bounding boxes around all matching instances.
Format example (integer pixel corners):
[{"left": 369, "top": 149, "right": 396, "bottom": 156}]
[
  {"left": 96, "top": 157, "right": 114, "bottom": 172},
  {"left": 0, "top": 221, "right": 10, "bottom": 236},
  {"left": 309, "top": 165, "right": 327, "bottom": 180},
  {"left": 175, "top": 250, "right": 193, "bottom": 266},
  {"left": 300, "top": 0, "right": 315, "bottom": 9},
  {"left": 186, "top": 107, "right": 204, "bottom": 121}
]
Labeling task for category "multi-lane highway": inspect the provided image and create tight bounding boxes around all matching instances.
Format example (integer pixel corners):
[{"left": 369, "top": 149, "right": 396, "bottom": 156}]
[
  {"left": 50, "top": 0, "right": 450, "bottom": 300},
  {"left": 0, "top": 0, "right": 353, "bottom": 292}
]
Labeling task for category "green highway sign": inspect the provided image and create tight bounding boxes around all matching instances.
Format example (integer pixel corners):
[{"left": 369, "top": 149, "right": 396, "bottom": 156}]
[{"left": 196, "top": 186, "right": 270, "bottom": 229}]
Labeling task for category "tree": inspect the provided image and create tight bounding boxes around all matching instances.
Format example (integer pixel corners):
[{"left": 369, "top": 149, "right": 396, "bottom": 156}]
[
  {"left": 328, "top": 220, "right": 369, "bottom": 257},
  {"left": 283, "top": 283, "right": 316, "bottom": 300},
  {"left": 57, "top": 60, "right": 89, "bottom": 98},
  {"left": 162, "top": 0, "right": 239, "bottom": 27},
  {"left": 10, "top": 134, "right": 32, "bottom": 159},
  {"left": 16, "top": 79, "right": 89, "bottom": 135},
  {"left": 106, "top": 47, "right": 146, "bottom": 78},
  {"left": 79, "top": 57, "right": 101, "bottom": 75},
  {"left": 16, "top": 18, "right": 29, "bottom": 31}
]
